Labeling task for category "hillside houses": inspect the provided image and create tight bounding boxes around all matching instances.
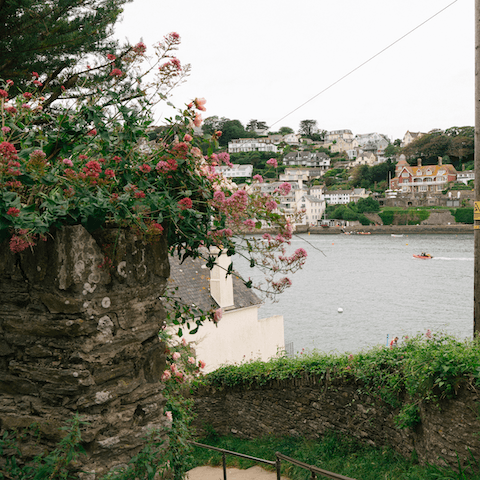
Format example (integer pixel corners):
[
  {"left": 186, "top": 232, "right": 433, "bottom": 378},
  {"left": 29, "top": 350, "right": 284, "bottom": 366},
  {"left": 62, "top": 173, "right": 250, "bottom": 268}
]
[
  {"left": 401, "top": 130, "right": 425, "bottom": 147},
  {"left": 283, "top": 151, "right": 330, "bottom": 169},
  {"left": 228, "top": 138, "right": 278, "bottom": 153},
  {"left": 215, "top": 164, "right": 253, "bottom": 178}
]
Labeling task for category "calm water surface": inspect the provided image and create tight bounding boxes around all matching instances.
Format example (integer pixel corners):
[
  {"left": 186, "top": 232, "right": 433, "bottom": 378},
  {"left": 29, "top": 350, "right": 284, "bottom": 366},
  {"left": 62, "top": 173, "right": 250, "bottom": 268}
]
[{"left": 235, "top": 233, "right": 474, "bottom": 355}]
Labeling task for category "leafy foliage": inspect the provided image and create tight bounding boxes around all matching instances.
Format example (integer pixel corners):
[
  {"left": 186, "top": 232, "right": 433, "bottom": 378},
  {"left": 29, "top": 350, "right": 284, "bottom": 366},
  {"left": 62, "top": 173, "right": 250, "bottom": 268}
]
[
  {"left": 199, "top": 333, "right": 480, "bottom": 432},
  {"left": 0, "top": 0, "right": 143, "bottom": 104},
  {"left": 0, "top": 414, "right": 87, "bottom": 479},
  {"left": 454, "top": 208, "right": 474, "bottom": 224},
  {"left": 401, "top": 128, "right": 474, "bottom": 168}
]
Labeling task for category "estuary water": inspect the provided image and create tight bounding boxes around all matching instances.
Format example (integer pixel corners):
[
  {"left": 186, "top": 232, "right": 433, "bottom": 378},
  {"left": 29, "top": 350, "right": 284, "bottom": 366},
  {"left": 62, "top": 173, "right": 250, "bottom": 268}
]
[{"left": 235, "top": 233, "right": 474, "bottom": 355}]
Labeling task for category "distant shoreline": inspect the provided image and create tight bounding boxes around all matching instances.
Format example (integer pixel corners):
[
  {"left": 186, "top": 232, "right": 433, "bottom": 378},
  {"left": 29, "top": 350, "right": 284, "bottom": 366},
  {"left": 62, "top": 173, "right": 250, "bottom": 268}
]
[{"left": 304, "top": 224, "right": 473, "bottom": 235}]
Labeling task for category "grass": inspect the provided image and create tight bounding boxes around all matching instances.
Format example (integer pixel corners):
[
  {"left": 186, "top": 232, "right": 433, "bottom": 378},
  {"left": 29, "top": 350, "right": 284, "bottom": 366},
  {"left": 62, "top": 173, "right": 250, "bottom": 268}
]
[{"left": 189, "top": 432, "right": 480, "bottom": 480}]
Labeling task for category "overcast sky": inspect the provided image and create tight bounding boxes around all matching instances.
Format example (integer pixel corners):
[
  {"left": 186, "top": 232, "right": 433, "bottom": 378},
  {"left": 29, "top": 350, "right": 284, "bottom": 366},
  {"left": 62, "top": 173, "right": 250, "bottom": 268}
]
[{"left": 114, "top": 0, "right": 473, "bottom": 141}]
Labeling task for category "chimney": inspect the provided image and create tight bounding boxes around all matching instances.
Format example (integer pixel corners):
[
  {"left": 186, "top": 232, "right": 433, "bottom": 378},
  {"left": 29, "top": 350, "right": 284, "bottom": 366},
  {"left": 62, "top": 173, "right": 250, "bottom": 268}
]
[
  {"left": 417, "top": 158, "right": 422, "bottom": 167},
  {"left": 209, "top": 248, "right": 234, "bottom": 308},
  {"left": 438, "top": 156, "right": 442, "bottom": 166}
]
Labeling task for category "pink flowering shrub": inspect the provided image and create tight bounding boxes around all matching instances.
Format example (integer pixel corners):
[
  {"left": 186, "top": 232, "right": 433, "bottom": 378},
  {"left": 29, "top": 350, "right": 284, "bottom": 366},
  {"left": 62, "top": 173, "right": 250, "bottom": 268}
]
[{"left": 0, "top": 32, "right": 308, "bottom": 333}]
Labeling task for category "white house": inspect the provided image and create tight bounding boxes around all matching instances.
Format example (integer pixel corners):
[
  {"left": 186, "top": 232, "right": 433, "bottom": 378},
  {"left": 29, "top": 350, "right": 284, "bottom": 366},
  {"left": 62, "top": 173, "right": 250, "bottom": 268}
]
[
  {"left": 401, "top": 131, "right": 425, "bottom": 147},
  {"left": 456, "top": 170, "right": 474, "bottom": 185},
  {"left": 165, "top": 250, "right": 284, "bottom": 373},
  {"left": 215, "top": 164, "right": 253, "bottom": 178},
  {"left": 298, "top": 194, "right": 326, "bottom": 226},
  {"left": 323, "top": 189, "right": 352, "bottom": 205},
  {"left": 282, "top": 151, "right": 330, "bottom": 170},
  {"left": 228, "top": 138, "right": 278, "bottom": 154}
]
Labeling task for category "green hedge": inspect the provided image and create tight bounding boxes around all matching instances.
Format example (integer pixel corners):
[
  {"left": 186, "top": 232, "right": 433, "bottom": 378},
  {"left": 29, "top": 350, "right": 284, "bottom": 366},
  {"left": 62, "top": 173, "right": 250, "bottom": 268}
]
[
  {"left": 378, "top": 211, "right": 394, "bottom": 225},
  {"left": 454, "top": 208, "right": 474, "bottom": 224}
]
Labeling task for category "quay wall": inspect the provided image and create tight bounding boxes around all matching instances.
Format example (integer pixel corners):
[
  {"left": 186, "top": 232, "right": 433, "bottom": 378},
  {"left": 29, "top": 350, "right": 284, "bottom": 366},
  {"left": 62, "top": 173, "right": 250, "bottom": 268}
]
[{"left": 307, "top": 224, "right": 473, "bottom": 235}]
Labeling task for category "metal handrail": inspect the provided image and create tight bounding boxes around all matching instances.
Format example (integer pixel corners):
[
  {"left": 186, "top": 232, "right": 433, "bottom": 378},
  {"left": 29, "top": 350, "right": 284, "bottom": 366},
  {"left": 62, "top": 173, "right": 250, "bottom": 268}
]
[
  {"left": 190, "top": 441, "right": 281, "bottom": 480},
  {"left": 276, "top": 452, "right": 357, "bottom": 480},
  {"left": 190, "top": 441, "right": 357, "bottom": 480}
]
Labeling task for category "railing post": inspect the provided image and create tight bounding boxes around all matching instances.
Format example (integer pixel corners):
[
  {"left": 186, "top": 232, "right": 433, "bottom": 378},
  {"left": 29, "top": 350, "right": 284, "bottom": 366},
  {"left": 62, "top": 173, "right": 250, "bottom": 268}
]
[
  {"left": 223, "top": 451, "right": 227, "bottom": 480},
  {"left": 276, "top": 455, "right": 281, "bottom": 480}
]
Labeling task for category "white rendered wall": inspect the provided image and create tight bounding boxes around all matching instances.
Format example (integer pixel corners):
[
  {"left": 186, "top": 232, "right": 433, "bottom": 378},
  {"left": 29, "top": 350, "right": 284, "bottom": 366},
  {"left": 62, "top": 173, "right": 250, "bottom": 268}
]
[{"left": 183, "top": 307, "right": 284, "bottom": 373}]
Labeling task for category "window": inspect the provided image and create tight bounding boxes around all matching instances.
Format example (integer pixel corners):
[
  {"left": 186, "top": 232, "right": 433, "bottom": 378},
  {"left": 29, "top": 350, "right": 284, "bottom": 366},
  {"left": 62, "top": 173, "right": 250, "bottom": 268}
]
[{"left": 402, "top": 172, "right": 409, "bottom": 177}]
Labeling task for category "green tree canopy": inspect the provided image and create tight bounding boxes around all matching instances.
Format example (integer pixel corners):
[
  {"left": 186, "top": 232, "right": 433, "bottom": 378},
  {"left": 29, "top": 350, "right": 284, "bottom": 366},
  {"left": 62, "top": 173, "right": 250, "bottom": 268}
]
[
  {"left": 246, "top": 119, "right": 268, "bottom": 132},
  {"left": 0, "top": 0, "right": 130, "bottom": 95},
  {"left": 401, "top": 127, "right": 474, "bottom": 168},
  {"left": 217, "top": 119, "right": 249, "bottom": 147},
  {"left": 356, "top": 197, "right": 380, "bottom": 213},
  {"left": 298, "top": 119, "right": 317, "bottom": 136}
]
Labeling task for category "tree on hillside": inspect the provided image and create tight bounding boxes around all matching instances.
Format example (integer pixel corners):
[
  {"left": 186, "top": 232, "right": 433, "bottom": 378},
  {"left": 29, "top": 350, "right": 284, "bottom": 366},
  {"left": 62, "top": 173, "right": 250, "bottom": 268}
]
[
  {"left": 401, "top": 131, "right": 451, "bottom": 164},
  {"left": 246, "top": 119, "right": 268, "bottom": 132},
  {"left": 401, "top": 128, "right": 474, "bottom": 168},
  {"left": 217, "top": 119, "right": 249, "bottom": 147},
  {"left": 356, "top": 197, "right": 380, "bottom": 213},
  {"left": 202, "top": 116, "right": 225, "bottom": 136},
  {"left": 384, "top": 143, "right": 400, "bottom": 159},
  {"left": 298, "top": 119, "right": 317, "bottom": 136},
  {"left": 278, "top": 126, "right": 294, "bottom": 135},
  {"left": 0, "top": 0, "right": 130, "bottom": 95}
]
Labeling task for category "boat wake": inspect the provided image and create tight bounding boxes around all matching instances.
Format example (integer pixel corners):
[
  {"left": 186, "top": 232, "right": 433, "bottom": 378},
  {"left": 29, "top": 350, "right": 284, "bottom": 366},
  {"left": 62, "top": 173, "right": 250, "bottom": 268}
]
[{"left": 432, "top": 257, "right": 473, "bottom": 261}]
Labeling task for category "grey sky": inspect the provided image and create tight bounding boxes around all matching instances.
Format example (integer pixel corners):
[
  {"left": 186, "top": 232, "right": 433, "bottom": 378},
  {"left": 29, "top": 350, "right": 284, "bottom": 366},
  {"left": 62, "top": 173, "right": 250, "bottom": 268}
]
[{"left": 114, "top": 0, "right": 473, "bottom": 141}]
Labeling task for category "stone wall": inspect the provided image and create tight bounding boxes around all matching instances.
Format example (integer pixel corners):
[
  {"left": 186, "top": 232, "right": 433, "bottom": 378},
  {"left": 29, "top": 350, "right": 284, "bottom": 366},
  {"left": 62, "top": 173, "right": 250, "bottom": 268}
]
[
  {"left": 192, "top": 375, "right": 480, "bottom": 469},
  {"left": 0, "top": 225, "right": 169, "bottom": 477}
]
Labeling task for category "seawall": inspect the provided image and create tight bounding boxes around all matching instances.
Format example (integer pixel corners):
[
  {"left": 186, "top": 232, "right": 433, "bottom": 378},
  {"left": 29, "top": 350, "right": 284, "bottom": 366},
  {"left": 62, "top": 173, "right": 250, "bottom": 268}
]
[{"left": 307, "top": 224, "right": 473, "bottom": 235}]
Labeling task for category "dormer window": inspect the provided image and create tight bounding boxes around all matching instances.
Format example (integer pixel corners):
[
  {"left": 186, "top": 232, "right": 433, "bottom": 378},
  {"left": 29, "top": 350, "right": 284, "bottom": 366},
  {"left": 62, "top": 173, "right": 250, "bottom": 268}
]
[
  {"left": 438, "top": 169, "right": 445, "bottom": 175},
  {"left": 426, "top": 169, "right": 432, "bottom": 175},
  {"left": 416, "top": 169, "right": 422, "bottom": 175}
]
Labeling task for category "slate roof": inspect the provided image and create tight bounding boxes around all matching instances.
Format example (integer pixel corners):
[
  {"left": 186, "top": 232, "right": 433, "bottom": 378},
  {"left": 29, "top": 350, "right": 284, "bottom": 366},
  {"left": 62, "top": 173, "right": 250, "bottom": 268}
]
[{"left": 165, "top": 254, "right": 262, "bottom": 315}]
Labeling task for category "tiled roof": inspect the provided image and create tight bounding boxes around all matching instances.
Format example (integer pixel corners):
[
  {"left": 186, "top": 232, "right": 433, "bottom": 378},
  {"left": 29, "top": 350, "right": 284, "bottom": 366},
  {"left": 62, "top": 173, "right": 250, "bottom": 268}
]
[
  {"left": 398, "top": 164, "right": 457, "bottom": 177},
  {"left": 165, "top": 254, "right": 262, "bottom": 315}
]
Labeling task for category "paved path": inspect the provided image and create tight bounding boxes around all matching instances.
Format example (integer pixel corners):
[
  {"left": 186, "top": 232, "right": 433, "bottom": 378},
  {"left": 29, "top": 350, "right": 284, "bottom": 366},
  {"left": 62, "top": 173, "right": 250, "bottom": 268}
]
[{"left": 186, "top": 465, "right": 290, "bottom": 479}]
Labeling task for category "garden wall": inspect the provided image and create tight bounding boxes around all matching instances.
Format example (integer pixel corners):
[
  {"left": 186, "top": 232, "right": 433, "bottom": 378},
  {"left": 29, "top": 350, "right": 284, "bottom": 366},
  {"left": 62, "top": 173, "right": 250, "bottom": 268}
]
[
  {"left": 0, "top": 225, "right": 170, "bottom": 477},
  {"left": 192, "top": 375, "right": 480, "bottom": 469}
]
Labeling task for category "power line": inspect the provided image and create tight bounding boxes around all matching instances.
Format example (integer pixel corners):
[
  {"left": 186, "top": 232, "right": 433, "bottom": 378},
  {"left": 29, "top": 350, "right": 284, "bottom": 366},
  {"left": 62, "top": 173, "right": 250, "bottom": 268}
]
[{"left": 269, "top": 0, "right": 459, "bottom": 129}]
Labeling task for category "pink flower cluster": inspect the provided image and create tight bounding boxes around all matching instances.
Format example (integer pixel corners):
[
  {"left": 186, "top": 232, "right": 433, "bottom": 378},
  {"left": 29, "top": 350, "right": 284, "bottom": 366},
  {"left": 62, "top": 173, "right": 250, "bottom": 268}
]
[
  {"left": 213, "top": 308, "right": 223, "bottom": 323},
  {"left": 178, "top": 197, "right": 193, "bottom": 210},
  {"left": 276, "top": 182, "right": 292, "bottom": 196},
  {"left": 266, "top": 158, "right": 278, "bottom": 168},
  {"left": 9, "top": 229, "right": 37, "bottom": 253}
]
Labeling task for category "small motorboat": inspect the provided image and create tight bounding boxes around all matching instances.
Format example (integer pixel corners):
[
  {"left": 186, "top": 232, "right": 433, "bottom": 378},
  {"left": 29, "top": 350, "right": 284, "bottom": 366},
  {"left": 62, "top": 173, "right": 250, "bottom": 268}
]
[{"left": 413, "top": 253, "right": 432, "bottom": 259}]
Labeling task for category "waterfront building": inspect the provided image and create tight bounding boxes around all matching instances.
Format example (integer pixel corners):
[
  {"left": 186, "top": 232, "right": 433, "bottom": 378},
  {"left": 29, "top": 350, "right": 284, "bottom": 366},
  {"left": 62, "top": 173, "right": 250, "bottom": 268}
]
[{"left": 298, "top": 194, "right": 326, "bottom": 226}]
